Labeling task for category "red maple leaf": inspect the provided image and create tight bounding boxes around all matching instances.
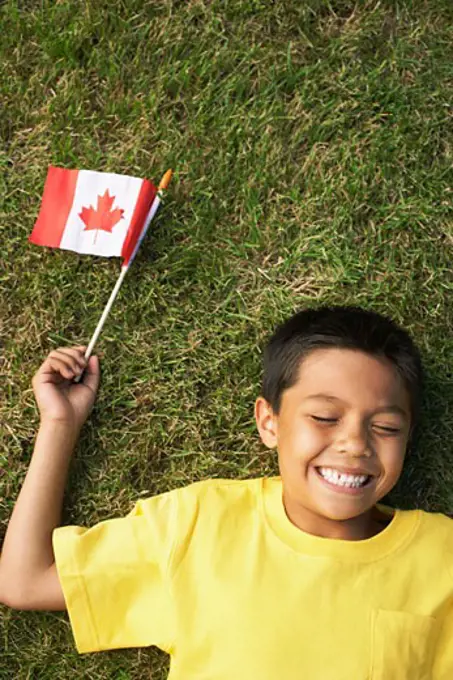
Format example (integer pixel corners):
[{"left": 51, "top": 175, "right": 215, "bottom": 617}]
[{"left": 79, "top": 190, "right": 124, "bottom": 235}]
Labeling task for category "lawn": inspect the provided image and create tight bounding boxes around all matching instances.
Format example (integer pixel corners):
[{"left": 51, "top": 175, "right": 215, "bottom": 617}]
[{"left": 1, "top": 0, "right": 453, "bottom": 677}]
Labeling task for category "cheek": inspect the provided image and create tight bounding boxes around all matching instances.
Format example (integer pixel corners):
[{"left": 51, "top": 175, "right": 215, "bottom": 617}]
[
  {"left": 363, "top": 435, "right": 407, "bottom": 490},
  {"left": 279, "top": 421, "right": 329, "bottom": 458},
  {"left": 377, "top": 440, "right": 406, "bottom": 475}
]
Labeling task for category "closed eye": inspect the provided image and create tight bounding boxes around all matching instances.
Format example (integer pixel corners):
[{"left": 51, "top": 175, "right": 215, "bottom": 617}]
[
  {"left": 311, "top": 416, "right": 338, "bottom": 423},
  {"left": 373, "top": 425, "right": 401, "bottom": 434}
]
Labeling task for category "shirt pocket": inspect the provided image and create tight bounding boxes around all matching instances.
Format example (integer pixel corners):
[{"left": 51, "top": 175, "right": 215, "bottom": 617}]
[{"left": 370, "top": 609, "right": 438, "bottom": 680}]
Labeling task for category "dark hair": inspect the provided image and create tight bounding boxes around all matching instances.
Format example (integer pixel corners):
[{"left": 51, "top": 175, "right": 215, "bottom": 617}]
[{"left": 262, "top": 306, "right": 423, "bottom": 431}]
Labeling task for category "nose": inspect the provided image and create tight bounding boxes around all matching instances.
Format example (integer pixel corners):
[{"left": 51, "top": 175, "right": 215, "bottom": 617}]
[{"left": 334, "top": 418, "right": 370, "bottom": 456}]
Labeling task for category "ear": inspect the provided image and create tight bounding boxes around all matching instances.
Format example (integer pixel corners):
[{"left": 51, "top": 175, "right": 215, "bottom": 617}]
[{"left": 255, "top": 396, "right": 278, "bottom": 449}]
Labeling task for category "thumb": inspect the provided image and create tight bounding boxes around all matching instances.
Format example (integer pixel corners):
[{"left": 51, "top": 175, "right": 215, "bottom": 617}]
[{"left": 82, "top": 355, "right": 101, "bottom": 393}]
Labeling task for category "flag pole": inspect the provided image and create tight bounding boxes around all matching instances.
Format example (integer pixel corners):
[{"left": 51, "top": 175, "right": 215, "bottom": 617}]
[{"left": 74, "top": 169, "right": 172, "bottom": 383}]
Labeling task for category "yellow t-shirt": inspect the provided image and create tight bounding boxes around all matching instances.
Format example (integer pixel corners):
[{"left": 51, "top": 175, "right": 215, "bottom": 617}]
[{"left": 53, "top": 476, "right": 453, "bottom": 679}]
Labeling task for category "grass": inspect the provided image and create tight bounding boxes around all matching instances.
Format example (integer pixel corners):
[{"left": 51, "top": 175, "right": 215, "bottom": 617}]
[{"left": 1, "top": 0, "right": 453, "bottom": 676}]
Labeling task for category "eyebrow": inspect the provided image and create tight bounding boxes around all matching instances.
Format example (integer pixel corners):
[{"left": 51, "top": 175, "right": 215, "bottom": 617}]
[{"left": 304, "top": 394, "right": 408, "bottom": 418}]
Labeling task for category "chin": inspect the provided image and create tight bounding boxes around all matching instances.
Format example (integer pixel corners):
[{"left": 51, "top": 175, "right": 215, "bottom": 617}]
[{"left": 317, "top": 505, "right": 369, "bottom": 521}]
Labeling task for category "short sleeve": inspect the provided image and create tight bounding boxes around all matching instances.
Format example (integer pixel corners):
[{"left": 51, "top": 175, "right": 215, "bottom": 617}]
[
  {"left": 53, "top": 490, "right": 178, "bottom": 654},
  {"left": 433, "top": 602, "right": 453, "bottom": 679},
  {"left": 431, "top": 517, "right": 453, "bottom": 679}
]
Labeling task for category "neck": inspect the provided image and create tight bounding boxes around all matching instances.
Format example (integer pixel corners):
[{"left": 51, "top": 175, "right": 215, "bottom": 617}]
[{"left": 282, "top": 493, "right": 386, "bottom": 541}]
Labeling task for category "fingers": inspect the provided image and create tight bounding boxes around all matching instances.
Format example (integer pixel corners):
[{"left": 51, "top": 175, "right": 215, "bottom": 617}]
[
  {"left": 81, "top": 355, "right": 101, "bottom": 393},
  {"left": 33, "top": 346, "right": 91, "bottom": 383}
]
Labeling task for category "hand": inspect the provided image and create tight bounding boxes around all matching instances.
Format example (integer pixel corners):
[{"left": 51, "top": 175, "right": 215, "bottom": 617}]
[{"left": 32, "top": 346, "right": 100, "bottom": 432}]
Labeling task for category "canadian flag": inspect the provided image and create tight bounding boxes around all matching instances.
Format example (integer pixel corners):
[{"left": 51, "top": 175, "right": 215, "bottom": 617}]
[{"left": 29, "top": 166, "right": 158, "bottom": 265}]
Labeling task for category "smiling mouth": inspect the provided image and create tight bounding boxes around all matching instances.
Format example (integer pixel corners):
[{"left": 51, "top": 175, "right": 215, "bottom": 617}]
[{"left": 314, "top": 467, "right": 375, "bottom": 491}]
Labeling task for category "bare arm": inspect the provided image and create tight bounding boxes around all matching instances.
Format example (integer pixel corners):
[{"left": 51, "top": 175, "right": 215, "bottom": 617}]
[
  {"left": 0, "top": 421, "right": 77, "bottom": 609},
  {"left": 0, "top": 346, "right": 100, "bottom": 610}
]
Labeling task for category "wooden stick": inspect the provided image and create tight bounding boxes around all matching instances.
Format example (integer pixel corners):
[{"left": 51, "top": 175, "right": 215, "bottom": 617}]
[{"left": 74, "top": 169, "right": 172, "bottom": 382}]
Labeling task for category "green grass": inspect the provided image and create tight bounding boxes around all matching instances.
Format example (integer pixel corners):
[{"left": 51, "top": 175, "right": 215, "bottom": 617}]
[{"left": 1, "top": 0, "right": 453, "bottom": 676}]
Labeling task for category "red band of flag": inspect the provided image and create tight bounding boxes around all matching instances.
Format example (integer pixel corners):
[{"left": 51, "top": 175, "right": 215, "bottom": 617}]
[
  {"left": 122, "top": 179, "right": 157, "bottom": 265},
  {"left": 30, "top": 167, "right": 79, "bottom": 247}
]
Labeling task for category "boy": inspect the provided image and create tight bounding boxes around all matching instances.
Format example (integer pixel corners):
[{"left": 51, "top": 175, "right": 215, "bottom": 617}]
[{"left": 1, "top": 305, "right": 452, "bottom": 679}]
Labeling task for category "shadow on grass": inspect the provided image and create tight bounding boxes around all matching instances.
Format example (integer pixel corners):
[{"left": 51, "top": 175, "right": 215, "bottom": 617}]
[{"left": 384, "top": 368, "right": 453, "bottom": 517}]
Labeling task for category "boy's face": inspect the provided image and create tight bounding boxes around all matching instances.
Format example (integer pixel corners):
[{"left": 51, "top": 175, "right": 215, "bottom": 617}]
[{"left": 255, "top": 348, "right": 412, "bottom": 538}]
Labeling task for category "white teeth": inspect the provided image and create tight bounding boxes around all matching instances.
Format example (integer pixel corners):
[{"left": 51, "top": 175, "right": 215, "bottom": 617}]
[{"left": 318, "top": 467, "right": 369, "bottom": 488}]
